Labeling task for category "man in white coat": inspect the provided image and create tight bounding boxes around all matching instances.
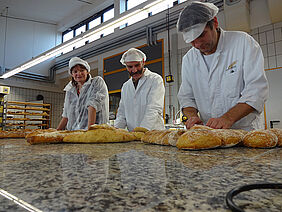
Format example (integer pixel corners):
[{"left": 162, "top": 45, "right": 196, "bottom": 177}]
[
  {"left": 177, "top": 1, "right": 268, "bottom": 131},
  {"left": 114, "top": 48, "right": 165, "bottom": 131}
]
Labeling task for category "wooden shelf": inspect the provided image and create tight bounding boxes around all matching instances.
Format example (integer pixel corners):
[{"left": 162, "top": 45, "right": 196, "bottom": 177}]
[
  {"left": 7, "top": 111, "right": 50, "bottom": 116},
  {"left": 5, "top": 101, "right": 51, "bottom": 129},
  {"left": 7, "top": 106, "right": 50, "bottom": 111},
  {"left": 7, "top": 118, "right": 30, "bottom": 121},
  {"left": 7, "top": 101, "right": 51, "bottom": 107},
  {"left": 6, "top": 123, "right": 48, "bottom": 127}
]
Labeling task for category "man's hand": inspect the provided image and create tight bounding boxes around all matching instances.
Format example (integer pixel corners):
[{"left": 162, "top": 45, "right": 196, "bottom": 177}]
[
  {"left": 206, "top": 116, "right": 234, "bottom": 129},
  {"left": 206, "top": 103, "right": 255, "bottom": 129},
  {"left": 185, "top": 116, "right": 203, "bottom": 129},
  {"left": 182, "top": 107, "right": 202, "bottom": 129}
]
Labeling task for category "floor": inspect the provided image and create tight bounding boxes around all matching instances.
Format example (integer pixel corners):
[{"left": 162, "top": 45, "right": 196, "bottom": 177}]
[{"left": 0, "top": 139, "right": 281, "bottom": 211}]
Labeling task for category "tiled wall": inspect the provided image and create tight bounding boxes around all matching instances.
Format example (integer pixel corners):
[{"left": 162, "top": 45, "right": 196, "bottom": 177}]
[
  {"left": 5, "top": 87, "right": 65, "bottom": 128},
  {"left": 250, "top": 22, "right": 282, "bottom": 69}
]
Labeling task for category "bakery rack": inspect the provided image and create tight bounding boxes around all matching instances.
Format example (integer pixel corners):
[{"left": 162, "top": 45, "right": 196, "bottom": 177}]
[{"left": 4, "top": 101, "right": 51, "bottom": 130}]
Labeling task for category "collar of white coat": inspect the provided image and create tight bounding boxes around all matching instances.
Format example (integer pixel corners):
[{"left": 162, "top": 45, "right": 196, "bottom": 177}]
[{"left": 63, "top": 74, "right": 93, "bottom": 92}]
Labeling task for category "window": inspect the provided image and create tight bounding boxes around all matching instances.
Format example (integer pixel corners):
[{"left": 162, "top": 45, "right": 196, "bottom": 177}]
[
  {"left": 61, "top": 5, "right": 114, "bottom": 53},
  {"left": 88, "top": 17, "right": 102, "bottom": 43},
  {"left": 62, "top": 30, "right": 74, "bottom": 54},
  {"left": 127, "top": 0, "right": 147, "bottom": 10},
  {"left": 103, "top": 8, "right": 114, "bottom": 22},
  {"left": 89, "top": 17, "right": 101, "bottom": 29},
  {"left": 63, "top": 30, "right": 73, "bottom": 43},
  {"left": 148, "top": 0, "right": 174, "bottom": 16},
  {"left": 74, "top": 25, "right": 86, "bottom": 49}
]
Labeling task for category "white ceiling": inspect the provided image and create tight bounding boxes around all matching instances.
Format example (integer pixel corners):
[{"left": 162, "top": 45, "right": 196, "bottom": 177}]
[{"left": 0, "top": 0, "right": 107, "bottom": 25}]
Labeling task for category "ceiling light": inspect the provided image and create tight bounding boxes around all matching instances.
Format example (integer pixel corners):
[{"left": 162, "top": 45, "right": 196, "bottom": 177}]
[{"left": 0, "top": 0, "right": 175, "bottom": 79}]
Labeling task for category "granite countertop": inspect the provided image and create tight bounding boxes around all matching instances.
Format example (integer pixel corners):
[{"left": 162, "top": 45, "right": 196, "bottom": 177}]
[{"left": 0, "top": 139, "right": 281, "bottom": 212}]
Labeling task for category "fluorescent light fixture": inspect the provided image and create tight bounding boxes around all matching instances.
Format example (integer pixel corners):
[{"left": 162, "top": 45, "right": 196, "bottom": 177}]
[{"left": 0, "top": 0, "right": 175, "bottom": 79}]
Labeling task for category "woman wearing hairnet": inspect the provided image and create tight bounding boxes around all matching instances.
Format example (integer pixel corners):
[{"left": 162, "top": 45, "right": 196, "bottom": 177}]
[
  {"left": 114, "top": 48, "right": 165, "bottom": 131},
  {"left": 177, "top": 1, "right": 268, "bottom": 131},
  {"left": 57, "top": 57, "right": 109, "bottom": 130}
]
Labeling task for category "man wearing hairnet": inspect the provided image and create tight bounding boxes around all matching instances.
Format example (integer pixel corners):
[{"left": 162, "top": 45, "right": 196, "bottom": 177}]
[
  {"left": 114, "top": 48, "right": 165, "bottom": 131},
  {"left": 57, "top": 57, "right": 109, "bottom": 130},
  {"left": 177, "top": 1, "right": 268, "bottom": 131}
]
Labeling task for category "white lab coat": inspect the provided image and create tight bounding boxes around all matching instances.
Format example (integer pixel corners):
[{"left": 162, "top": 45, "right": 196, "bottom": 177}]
[
  {"left": 177, "top": 29, "right": 269, "bottom": 131},
  {"left": 114, "top": 68, "right": 165, "bottom": 131},
  {"left": 62, "top": 76, "right": 109, "bottom": 130}
]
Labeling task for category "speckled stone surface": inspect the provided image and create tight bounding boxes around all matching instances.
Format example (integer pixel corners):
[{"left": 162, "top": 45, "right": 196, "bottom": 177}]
[{"left": 0, "top": 139, "right": 281, "bottom": 212}]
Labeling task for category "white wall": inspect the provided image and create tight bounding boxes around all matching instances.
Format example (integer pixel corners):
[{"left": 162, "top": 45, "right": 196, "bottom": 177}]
[{"left": 0, "top": 16, "right": 58, "bottom": 75}]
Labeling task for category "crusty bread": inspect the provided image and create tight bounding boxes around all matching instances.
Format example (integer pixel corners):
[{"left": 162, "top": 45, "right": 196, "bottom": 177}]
[
  {"left": 24, "top": 128, "right": 57, "bottom": 137},
  {"left": 243, "top": 129, "right": 278, "bottom": 148},
  {"left": 160, "top": 130, "right": 186, "bottom": 146},
  {"left": 233, "top": 129, "right": 248, "bottom": 135},
  {"left": 141, "top": 130, "right": 163, "bottom": 144},
  {"left": 63, "top": 128, "right": 135, "bottom": 143},
  {"left": 133, "top": 127, "right": 149, "bottom": 133},
  {"left": 0, "top": 130, "right": 25, "bottom": 138},
  {"left": 26, "top": 130, "right": 83, "bottom": 145},
  {"left": 154, "top": 130, "right": 171, "bottom": 145},
  {"left": 89, "top": 124, "right": 115, "bottom": 130},
  {"left": 141, "top": 130, "right": 171, "bottom": 145},
  {"left": 212, "top": 129, "right": 244, "bottom": 148},
  {"left": 269, "top": 128, "right": 282, "bottom": 147},
  {"left": 176, "top": 129, "right": 222, "bottom": 150},
  {"left": 190, "top": 125, "right": 213, "bottom": 130},
  {"left": 131, "top": 132, "right": 145, "bottom": 141}
]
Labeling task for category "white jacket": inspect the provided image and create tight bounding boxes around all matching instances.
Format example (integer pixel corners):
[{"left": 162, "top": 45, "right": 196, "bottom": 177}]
[
  {"left": 62, "top": 76, "right": 109, "bottom": 130},
  {"left": 114, "top": 68, "right": 165, "bottom": 131},
  {"left": 178, "top": 29, "right": 269, "bottom": 131}
]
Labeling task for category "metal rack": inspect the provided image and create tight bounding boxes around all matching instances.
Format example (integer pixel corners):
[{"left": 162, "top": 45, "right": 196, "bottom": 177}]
[{"left": 4, "top": 101, "right": 51, "bottom": 130}]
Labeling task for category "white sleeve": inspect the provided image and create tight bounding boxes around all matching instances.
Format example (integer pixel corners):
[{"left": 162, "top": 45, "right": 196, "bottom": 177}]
[
  {"left": 114, "top": 87, "right": 127, "bottom": 129},
  {"left": 238, "top": 35, "right": 269, "bottom": 113},
  {"left": 177, "top": 55, "right": 198, "bottom": 110},
  {"left": 139, "top": 75, "right": 165, "bottom": 129},
  {"left": 86, "top": 76, "right": 108, "bottom": 112},
  {"left": 62, "top": 92, "right": 69, "bottom": 118}
]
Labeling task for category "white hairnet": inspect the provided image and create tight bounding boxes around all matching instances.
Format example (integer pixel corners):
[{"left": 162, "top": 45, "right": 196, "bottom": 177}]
[
  {"left": 120, "top": 48, "right": 146, "bottom": 65},
  {"left": 176, "top": 1, "right": 218, "bottom": 43},
  {"left": 69, "top": 57, "right": 90, "bottom": 75}
]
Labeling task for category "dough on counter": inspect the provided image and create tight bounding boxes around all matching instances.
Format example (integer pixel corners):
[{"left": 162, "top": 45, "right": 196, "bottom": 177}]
[
  {"left": 212, "top": 129, "right": 244, "bottom": 148},
  {"left": 176, "top": 129, "right": 222, "bottom": 150},
  {"left": 190, "top": 125, "right": 213, "bottom": 130},
  {"left": 243, "top": 129, "right": 278, "bottom": 148},
  {"left": 269, "top": 128, "right": 282, "bottom": 147},
  {"left": 160, "top": 130, "right": 186, "bottom": 146}
]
